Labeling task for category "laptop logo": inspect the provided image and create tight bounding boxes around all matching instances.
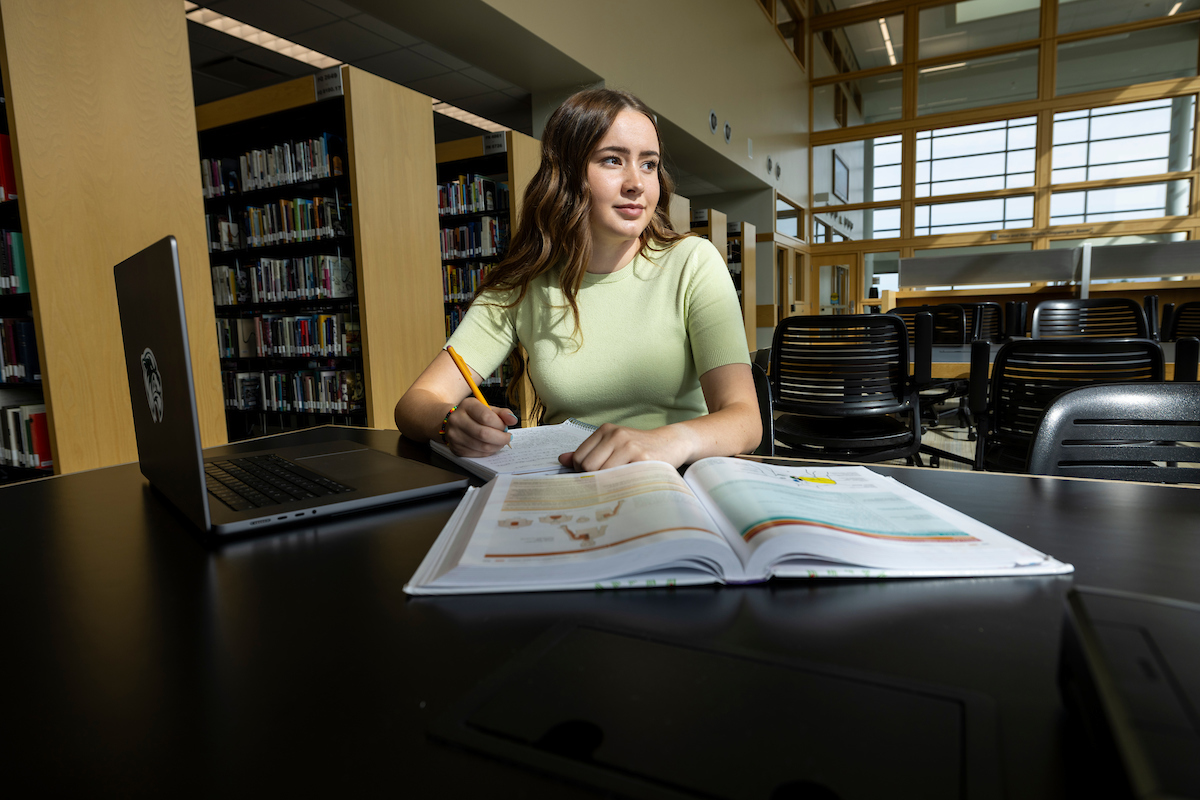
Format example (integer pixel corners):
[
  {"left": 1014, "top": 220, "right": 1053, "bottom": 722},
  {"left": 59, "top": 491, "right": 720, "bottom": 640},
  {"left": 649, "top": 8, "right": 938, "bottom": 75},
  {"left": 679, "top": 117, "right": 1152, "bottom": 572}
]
[{"left": 140, "top": 347, "right": 164, "bottom": 422}]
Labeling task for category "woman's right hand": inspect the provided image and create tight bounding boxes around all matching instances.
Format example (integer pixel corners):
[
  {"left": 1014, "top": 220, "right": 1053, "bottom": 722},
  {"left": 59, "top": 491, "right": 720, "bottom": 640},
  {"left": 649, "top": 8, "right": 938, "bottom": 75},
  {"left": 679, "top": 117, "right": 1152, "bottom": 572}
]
[{"left": 442, "top": 398, "right": 517, "bottom": 457}]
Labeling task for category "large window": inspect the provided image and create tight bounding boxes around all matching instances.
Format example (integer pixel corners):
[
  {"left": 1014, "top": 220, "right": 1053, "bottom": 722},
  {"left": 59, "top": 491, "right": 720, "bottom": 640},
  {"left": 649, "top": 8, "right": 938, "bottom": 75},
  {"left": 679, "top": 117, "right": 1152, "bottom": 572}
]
[
  {"left": 915, "top": 196, "right": 1034, "bottom": 236},
  {"left": 917, "top": 48, "right": 1040, "bottom": 115},
  {"left": 1056, "top": 21, "right": 1200, "bottom": 96},
  {"left": 809, "top": 1, "right": 1200, "bottom": 246},
  {"left": 1050, "top": 180, "right": 1191, "bottom": 223},
  {"left": 1052, "top": 98, "right": 1195, "bottom": 183},
  {"left": 917, "top": 117, "right": 1036, "bottom": 197}
]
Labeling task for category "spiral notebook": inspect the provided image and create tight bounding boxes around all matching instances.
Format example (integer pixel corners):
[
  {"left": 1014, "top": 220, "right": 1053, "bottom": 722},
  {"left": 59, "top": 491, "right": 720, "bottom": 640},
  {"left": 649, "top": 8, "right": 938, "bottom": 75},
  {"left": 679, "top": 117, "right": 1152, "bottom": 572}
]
[{"left": 430, "top": 418, "right": 598, "bottom": 480}]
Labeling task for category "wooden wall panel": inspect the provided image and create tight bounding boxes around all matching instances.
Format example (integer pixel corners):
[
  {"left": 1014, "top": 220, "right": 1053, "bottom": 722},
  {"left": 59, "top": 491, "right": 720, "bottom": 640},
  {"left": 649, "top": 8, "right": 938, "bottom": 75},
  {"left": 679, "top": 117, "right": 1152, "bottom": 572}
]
[
  {"left": 0, "top": 0, "right": 224, "bottom": 473},
  {"left": 343, "top": 67, "right": 443, "bottom": 429}
]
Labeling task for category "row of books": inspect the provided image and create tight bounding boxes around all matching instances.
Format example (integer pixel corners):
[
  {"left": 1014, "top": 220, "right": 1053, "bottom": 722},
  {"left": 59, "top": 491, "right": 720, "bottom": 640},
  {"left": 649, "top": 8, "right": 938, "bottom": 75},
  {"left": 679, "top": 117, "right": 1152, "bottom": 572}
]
[
  {"left": 0, "top": 134, "right": 17, "bottom": 202},
  {"left": 442, "top": 261, "right": 494, "bottom": 303},
  {"left": 205, "top": 195, "right": 347, "bottom": 252},
  {"left": 216, "top": 313, "right": 361, "bottom": 359},
  {"left": 440, "top": 216, "right": 508, "bottom": 261},
  {"left": 1, "top": 317, "right": 39, "bottom": 382},
  {"left": 200, "top": 133, "right": 344, "bottom": 198},
  {"left": 437, "top": 173, "right": 509, "bottom": 216},
  {"left": 222, "top": 368, "right": 364, "bottom": 414},
  {"left": 211, "top": 255, "right": 355, "bottom": 306},
  {"left": 2, "top": 402, "right": 50, "bottom": 469},
  {"left": 1, "top": 230, "right": 27, "bottom": 294}
]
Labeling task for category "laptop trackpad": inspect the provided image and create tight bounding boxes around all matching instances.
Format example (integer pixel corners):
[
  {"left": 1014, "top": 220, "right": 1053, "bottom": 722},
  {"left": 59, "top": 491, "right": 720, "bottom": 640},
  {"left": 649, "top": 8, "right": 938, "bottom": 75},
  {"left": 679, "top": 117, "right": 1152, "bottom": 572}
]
[{"left": 296, "top": 449, "right": 407, "bottom": 481}]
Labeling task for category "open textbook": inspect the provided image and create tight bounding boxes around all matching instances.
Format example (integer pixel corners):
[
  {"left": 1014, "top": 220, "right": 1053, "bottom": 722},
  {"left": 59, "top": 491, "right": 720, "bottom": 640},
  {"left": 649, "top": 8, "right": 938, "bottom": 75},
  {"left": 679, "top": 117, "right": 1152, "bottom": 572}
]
[
  {"left": 430, "top": 418, "right": 597, "bottom": 480},
  {"left": 405, "top": 457, "right": 1073, "bottom": 595}
]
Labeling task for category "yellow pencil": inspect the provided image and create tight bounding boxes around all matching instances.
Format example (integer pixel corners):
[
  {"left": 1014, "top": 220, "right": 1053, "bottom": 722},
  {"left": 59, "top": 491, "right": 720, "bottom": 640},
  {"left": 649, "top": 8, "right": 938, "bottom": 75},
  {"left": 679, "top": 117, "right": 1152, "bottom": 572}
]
[{"left": 446, "top": 345, "right": 511, "bottom": 448}]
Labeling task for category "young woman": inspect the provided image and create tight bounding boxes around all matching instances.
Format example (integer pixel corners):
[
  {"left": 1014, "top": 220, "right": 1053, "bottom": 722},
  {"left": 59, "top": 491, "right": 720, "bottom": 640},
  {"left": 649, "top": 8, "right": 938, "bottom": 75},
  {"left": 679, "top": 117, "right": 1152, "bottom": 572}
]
[{"left": 394, "top": 88, "right": 761, "bottom": 471}]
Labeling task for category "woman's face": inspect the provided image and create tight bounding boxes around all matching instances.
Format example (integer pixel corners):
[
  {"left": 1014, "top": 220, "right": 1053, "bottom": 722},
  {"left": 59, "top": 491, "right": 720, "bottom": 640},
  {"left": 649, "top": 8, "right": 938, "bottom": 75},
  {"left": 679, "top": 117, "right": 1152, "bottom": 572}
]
[{"left": 585, "top": 109, "right": 661, "bottom": 249}]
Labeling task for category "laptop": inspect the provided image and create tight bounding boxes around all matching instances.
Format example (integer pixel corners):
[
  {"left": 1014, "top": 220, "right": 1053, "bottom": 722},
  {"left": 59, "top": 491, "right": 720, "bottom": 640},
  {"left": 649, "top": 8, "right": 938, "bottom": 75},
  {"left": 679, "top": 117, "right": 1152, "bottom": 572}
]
[{"left": 114, "top": 235, "right": 468, "bottom": 536}]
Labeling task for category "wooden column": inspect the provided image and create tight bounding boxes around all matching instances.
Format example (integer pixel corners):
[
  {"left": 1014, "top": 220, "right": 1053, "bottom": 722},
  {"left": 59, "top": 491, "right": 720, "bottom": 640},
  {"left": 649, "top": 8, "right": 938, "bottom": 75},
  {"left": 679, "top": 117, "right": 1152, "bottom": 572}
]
[{"left": 343, "top": 66, "right": 444, "bottom": 429}]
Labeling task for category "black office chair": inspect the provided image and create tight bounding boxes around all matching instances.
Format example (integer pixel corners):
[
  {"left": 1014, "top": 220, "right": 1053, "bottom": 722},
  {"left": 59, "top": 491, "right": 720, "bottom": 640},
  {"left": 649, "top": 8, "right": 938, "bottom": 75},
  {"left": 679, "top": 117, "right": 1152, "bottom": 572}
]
[
  {"left": 1031, "top": 298, "right": 1149, "bottom": 339},
  {"left": 1027, "top": 382, "right": 1200, "bottom": 483},
  {"left": 889, "top": 304, "right": 973, "bottom": 435},
  {"left": 968, "top": 337, "right": 1165, "bottom": 473},
  {"left": 768, "top": 314, "right": 923, "bottom": 464},
  {"left": 1161, "top": 300, "right": 1200, "bottom": 341}
]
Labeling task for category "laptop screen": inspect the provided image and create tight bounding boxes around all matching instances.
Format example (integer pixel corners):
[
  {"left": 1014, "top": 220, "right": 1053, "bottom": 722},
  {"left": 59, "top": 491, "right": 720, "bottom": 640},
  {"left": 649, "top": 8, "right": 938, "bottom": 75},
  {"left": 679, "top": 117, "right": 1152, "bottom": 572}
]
[{"left": 114, "top": 236, "right": 212, "bottom": 531}]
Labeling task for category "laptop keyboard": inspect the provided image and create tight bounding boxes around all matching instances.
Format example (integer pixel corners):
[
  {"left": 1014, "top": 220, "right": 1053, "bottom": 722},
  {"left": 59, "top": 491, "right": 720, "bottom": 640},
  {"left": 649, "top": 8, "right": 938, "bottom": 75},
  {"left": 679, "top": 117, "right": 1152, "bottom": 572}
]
[{"left": 205, "top": 454, "right": 353, "bottom": 512}]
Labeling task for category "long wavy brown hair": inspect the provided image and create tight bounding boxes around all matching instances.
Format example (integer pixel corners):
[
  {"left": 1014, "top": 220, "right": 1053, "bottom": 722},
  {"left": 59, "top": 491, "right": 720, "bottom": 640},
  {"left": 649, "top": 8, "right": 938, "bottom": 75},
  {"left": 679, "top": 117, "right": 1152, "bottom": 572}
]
[{"left": 475, "top": 87, "right": 688, "bottom": 415}]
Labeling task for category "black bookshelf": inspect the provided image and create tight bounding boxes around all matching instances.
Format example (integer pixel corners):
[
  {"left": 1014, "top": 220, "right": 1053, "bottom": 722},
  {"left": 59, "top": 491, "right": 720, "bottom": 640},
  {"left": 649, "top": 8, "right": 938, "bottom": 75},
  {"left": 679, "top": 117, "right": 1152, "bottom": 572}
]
[
  {"left": 198, "top": 97, "right": 367, "bottom": 442},
  {"left": 436, "top": 146, "right": 515, "bottom": 400},
  {"left": 0, "top": 152, "right": 49, "bottom": 480}
]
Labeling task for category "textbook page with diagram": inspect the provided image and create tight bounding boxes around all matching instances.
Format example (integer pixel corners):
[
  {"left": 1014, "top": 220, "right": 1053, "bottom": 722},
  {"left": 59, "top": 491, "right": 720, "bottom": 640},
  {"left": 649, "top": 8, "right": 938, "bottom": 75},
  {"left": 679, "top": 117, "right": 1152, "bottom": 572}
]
[
  {"left": 430, "top": 418, "right": 597, "bottom": 480},
  {"left": 404, "top": 457, "right": 1073, "bottom": 595}
]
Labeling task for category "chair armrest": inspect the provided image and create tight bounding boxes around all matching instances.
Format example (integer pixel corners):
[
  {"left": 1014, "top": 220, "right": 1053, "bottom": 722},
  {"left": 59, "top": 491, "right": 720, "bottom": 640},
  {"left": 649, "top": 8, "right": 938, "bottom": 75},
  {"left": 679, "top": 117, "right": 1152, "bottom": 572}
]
[
  {"left": 1176, "top": 337, "right": 1199, "bottom": 382},
  {"left": 968, "top": 340, "right": 991, "bottom": 415},
  {"left": 913, "top": 312, "right": 932, "bottom": 386},
  {"left": 751, "top": 362, "right": 775, "bottom": 456}
]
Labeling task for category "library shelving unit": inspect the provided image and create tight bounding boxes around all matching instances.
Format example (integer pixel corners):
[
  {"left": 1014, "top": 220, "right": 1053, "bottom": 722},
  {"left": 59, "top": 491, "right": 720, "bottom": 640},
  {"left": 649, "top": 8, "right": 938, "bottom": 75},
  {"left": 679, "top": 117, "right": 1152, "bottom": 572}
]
[
  {"left": 435, "top": 130, "right": 540, "bottom": 425},
  {"left": 0, "top": 189, "right": 50, "bottom": 484},
  {"left": 690, "top": 208, "right": 758, "bottom": 350},
  {"left": 0, "top": 0, "right": 223, "bottom": 476},
  {"left": 196, "top": 66, "right": 444, "bottom": 440}
]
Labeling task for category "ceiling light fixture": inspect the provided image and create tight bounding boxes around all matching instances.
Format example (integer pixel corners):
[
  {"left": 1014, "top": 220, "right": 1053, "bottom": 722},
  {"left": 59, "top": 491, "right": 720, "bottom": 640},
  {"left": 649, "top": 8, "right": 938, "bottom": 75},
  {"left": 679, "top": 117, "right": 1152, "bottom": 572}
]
[
  {"left": 919, "top": 62, "right": 968, "bottom": 74},
  {"left": 879, "top": 19, "right": 897, "bottom": 66},
  {"left": 1169, "top": 2, "right": 1183, "bottom": 15},
  {"left": 184, "top": 2, "right": 340, "bottom": 69}
]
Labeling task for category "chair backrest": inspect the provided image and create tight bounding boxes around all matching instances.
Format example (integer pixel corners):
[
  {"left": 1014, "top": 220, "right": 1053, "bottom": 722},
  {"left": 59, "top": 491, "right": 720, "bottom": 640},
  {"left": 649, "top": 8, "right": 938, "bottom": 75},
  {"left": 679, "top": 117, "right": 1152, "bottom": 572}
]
[
  {"left": 888, "top": 304, "right": 967, "bottom": 345},
  {"left": 963, "top": 302, "right": 1004, "bottom": 343},
  {"left": 1027, "top": 382, "right": 1200, "bottom": 483},
  {"left": 1163, "top": 300, "right": 1200, "bottom": 341},
  {"left": 1031, "top": 298, "right": 1149, "bottom": 339},
  {"left": 769, "top": 314, "right": 910, "bottom": 418},
  {"left": 979, "top": 338, "right": 1165, "bottom": 472}
]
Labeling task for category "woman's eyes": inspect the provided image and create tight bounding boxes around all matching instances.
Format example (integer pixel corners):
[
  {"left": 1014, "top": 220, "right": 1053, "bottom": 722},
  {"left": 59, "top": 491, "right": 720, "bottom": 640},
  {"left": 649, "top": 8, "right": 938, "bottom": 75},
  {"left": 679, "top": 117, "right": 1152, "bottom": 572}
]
[{"left": 598, "top": 156, "right": 659, "bottom": 171}]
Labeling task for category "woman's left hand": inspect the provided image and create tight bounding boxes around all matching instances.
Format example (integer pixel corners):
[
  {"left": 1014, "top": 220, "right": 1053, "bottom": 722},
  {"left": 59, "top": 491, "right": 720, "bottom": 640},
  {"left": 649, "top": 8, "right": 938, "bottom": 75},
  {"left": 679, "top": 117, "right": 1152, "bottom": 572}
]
[
  {"left": 559, "top": 423, "right": 692, "bottom": 472},
  {"left": 556, "top": 363, "right": 762, "bottom": 472}
]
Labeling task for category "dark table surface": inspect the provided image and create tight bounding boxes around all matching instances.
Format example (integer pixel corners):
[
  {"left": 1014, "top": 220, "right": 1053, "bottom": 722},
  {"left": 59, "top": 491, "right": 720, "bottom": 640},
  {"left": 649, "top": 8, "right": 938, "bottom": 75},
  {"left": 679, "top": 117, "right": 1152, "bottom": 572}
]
[{"left": 4, "top": 425, "right": 1199, "bottom": 798}]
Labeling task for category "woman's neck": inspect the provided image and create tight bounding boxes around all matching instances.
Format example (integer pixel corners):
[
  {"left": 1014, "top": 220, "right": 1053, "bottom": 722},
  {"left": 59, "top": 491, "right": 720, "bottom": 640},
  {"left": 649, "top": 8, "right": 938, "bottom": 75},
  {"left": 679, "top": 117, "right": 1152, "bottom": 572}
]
[{"left": 587, "top": 236, "right": 642, "bottom": 274}]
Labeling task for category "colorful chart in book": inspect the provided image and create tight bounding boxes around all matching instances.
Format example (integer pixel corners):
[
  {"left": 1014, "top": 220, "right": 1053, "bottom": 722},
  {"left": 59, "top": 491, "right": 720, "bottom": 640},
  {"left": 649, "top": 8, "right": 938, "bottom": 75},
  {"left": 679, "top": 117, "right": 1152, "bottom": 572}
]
[
  {"left": 464, "top": 463, "right": 723, "bottom": 562},
  {"left": 688, "top": 459, "right": 977, "bottom": 544}
]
